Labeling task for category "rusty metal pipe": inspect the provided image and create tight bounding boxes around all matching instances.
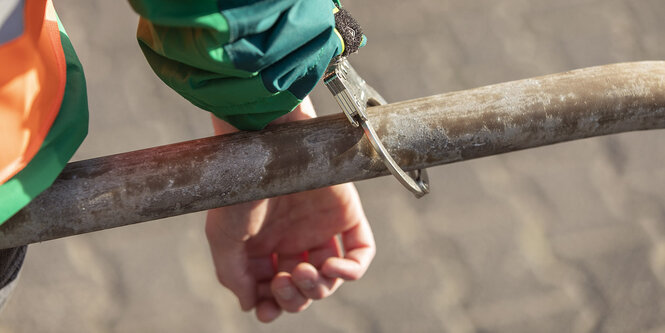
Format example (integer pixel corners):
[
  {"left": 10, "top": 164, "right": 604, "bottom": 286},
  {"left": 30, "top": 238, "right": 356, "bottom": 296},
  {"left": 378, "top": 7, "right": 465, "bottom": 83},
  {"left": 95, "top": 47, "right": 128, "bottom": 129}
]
[{"left": 2, "top": 61, "right": 665, "bottom": 249}]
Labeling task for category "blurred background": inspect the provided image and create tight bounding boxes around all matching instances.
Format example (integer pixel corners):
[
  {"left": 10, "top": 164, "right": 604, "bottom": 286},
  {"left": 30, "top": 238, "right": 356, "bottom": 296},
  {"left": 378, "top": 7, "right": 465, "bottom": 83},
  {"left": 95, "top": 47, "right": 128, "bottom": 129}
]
[{"left": 2, "top": 0, "right": 665, "bottom": 332}]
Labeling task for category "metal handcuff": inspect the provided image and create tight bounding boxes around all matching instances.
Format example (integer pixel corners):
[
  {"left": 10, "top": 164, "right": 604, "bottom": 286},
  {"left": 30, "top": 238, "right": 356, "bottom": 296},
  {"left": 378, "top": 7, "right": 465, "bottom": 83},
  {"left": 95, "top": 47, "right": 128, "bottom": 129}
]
[{"left": 323, "top": 58, "right": 430, "bottom": 198}]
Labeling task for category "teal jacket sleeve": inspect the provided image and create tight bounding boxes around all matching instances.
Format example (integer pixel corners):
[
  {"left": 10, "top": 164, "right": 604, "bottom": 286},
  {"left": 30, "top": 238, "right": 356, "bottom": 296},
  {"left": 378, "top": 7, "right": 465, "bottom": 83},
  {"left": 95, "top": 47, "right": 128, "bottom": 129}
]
[{"left": 129, "top": 0, "right": 344, "bottom": 131}]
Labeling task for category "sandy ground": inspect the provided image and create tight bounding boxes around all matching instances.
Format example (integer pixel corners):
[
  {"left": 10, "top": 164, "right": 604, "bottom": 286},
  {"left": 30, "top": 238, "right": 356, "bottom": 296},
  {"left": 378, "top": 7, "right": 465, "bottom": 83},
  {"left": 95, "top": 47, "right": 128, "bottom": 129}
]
[{"left": 2, "top": 0, "right": 665, "bottom": 332}]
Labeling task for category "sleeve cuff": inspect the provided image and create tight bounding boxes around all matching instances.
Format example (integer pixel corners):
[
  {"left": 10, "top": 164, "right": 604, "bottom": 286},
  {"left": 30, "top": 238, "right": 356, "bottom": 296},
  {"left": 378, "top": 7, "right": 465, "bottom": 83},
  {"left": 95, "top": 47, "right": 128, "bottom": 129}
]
[{"left": 0, "top": 246, "right": 27, "bottom": 309}]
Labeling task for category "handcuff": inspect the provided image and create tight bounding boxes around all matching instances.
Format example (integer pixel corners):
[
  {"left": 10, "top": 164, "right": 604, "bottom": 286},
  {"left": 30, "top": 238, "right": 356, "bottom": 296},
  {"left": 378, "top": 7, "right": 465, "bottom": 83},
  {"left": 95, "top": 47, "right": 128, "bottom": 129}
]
[{"left": 322, "top": 58, "right": 430, "bottom": 198}]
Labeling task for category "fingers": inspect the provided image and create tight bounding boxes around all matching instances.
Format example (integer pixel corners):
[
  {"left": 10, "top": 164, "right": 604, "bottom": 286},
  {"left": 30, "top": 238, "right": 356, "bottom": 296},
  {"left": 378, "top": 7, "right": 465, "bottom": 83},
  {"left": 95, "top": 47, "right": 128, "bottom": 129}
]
[
  {"left": 255, "top": 299, "right": 282, "bottom": 323},
  {"left": 292, "top": 262, "right": 342, "bottom": 300},
  {"left": 205, "top": 179, "right": 376, "bottom": 322},
  {"left": 268, "top": 242, "right": 342, "bottom": 313},
  {"left": 290, "top": 238, "right": 343, "bottom": 299},
  {"left": 271, "top": 272, "right": 312, "bottom": 313},
  {"left": 268, "top": 202, "right": 376, "bottom": 312},
  {"left": 322, "top": 218, "right": 376, "bottom": 281}
]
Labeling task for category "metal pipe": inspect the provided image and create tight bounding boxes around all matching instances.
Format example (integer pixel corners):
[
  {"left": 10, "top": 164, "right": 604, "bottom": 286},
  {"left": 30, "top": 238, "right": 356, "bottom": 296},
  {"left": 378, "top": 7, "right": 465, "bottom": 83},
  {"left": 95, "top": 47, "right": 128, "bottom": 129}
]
[{"left": 2, "top": 61, "right": 665, "bottom": 249}]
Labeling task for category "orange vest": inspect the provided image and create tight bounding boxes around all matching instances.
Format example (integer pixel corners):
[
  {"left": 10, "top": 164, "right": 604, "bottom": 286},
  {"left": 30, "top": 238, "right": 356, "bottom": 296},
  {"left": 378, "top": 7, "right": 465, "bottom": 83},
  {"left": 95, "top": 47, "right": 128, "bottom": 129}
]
[{"left": 0, "top": 0, "right": 66, "bottom": 184}]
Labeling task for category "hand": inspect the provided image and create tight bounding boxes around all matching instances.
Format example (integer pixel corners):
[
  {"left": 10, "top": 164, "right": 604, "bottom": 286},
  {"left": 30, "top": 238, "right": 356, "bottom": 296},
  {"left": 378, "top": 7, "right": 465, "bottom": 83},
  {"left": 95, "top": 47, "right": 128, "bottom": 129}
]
[
  {"left": 205, "top": 98, "right": 375, "bottom": 322},
  {"left": 135, "top": 0, "right": 346, "bottom": 131}
]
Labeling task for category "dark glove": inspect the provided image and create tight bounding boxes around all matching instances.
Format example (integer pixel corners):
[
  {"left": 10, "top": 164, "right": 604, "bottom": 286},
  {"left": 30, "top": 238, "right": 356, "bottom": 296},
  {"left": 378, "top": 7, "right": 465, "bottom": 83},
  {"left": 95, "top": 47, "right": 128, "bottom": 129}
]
[{"left": 0, "top": 246, "right": 26, "bottom": 309}]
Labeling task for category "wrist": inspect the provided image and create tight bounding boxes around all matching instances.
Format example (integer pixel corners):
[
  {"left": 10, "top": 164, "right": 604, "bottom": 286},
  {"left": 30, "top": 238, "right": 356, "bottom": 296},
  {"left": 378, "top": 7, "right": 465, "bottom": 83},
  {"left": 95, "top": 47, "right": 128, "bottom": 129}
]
[
  {"left": 211, "top": 96, "right": 316, "bottom": 136},
  {"left": 271, "top": 96, "right": 317, "bottom": 124}
]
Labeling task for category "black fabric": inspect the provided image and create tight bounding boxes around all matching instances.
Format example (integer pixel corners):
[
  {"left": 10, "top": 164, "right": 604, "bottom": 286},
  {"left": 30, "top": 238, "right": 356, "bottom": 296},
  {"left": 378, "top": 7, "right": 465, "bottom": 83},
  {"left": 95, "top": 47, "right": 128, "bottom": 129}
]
[
  {"left": 334, "top": 8, "right": 363, "bottom": 56},
  {"left": 0, "top": 246, "right": 26, "bottom": 288}
]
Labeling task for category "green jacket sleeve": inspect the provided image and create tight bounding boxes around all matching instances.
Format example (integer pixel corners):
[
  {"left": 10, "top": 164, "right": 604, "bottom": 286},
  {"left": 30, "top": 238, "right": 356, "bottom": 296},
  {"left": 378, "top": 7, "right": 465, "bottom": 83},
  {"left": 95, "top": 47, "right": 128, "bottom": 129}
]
[{"left": 129, "top": 0, "right": 343, "bottom": 131}]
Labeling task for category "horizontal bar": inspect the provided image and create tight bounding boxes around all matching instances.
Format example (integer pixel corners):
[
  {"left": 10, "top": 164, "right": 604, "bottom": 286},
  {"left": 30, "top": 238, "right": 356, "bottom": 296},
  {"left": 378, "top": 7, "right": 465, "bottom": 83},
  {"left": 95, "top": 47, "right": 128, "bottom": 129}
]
[{"left": 2, "top": 61, "right": 665, "bottom": 249}]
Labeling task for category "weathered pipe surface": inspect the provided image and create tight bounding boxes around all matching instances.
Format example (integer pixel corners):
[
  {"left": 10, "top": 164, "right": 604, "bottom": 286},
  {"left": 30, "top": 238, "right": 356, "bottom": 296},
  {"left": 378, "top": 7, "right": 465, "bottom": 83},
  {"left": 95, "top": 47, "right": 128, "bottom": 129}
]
[{"left": 2, "top": 61, "right": 665, "bottom": 249}]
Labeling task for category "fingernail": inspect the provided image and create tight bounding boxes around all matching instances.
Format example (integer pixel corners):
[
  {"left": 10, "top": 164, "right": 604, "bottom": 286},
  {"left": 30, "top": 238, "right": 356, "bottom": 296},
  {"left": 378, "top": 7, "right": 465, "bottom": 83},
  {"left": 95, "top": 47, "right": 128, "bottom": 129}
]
[
  {"left": 276, "top": 286, "right": 295, "bottom": 300},
  {"left": 297, "top": 279, "right": 315, "bottom": 290}
]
